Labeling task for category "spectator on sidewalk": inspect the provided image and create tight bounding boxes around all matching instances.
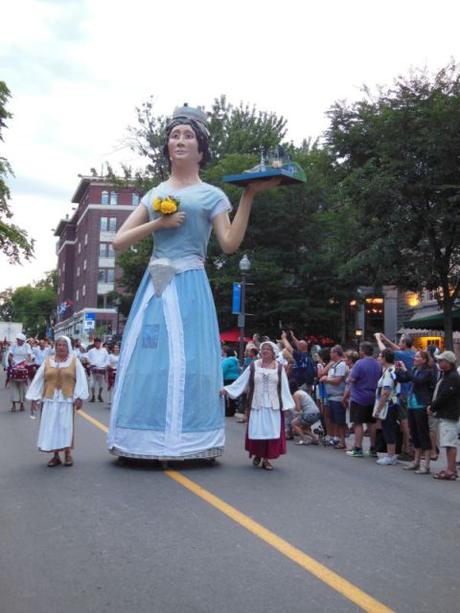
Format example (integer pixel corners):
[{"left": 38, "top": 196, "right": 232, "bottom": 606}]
[
  {"left": 346, "top": 341, "right": 381, "bottom": 458},
  {"left": 376, "top": 332, "right": 415, "bottom": 460},
  {"left": 373, "top": 349, "right": 400, "bottom": 466},
  {"left": 290, "top": 380, "right": 321, "bottom": 445},
  {"left": 429, "top": 351, "right": 460, "bottom": 481},
  {"left": 397, "top": 350, "right": 436, "bottom": 474},
  {"left": 222, "top": 345, "right": 240, "bottom": 416},
  {"left": 282, "top": 330, "right": 315, "bottom": 393},
  {"left": 320, "top": 345, "right": 348, "bottom": 449}
]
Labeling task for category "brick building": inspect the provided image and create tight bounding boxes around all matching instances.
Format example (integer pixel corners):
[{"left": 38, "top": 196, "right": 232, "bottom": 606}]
[{"left": 53, "top": 175, "right": 140, "bottom": 342}]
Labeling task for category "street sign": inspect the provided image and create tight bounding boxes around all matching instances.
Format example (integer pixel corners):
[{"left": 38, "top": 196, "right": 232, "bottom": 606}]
[
  {"left": 232, "top": 283, "right": 241, "bottom": 314},
  {"left": 84, "top": 312, "right": 96, "bottom": 330}
]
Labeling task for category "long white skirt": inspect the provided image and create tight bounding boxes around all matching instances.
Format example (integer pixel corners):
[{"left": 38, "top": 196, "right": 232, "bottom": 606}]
[{"left": 38, "top": 400, "right": 74, "bottom": 452}]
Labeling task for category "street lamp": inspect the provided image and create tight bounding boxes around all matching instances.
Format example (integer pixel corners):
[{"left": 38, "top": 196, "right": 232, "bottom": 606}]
[
  {"left": 355, "top": 327, "right": 363, "bottom": 349},
  {"left": 238, "top": 254, "right": 251, "bottom": 364},
  {"left": 113, "top": 296, "right": 121, "bottom": 336}
]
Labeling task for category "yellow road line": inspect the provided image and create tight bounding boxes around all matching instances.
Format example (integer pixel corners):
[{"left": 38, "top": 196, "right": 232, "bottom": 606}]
[
  {"left": 79, "top": 409, "right": 109, "bottom": 433},
  {"left": 78, "top": 410, "right": 393, "bottom": 613}
]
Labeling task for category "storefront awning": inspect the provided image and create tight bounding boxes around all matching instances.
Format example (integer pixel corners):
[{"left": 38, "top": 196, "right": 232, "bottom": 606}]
[{"left": 404, "top": 306, "right": 460, "bottom": 330}]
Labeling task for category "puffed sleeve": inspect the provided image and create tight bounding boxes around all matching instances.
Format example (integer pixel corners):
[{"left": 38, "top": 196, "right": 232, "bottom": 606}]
[
  {"left": 25, "top": 361, "right": 46, "bottom": 400},
  {"left": 74, "top": 359, "right": 89, "bottom": 400},
  {"left": 280, "top": 368, "right": 295, "bottom": 411},
  {"left": 224, "top": 366, "right": 251, "bottom": 399}
]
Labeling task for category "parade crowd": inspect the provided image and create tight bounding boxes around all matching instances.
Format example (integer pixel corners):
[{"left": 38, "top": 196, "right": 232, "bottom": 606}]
[
  {"left": 2, "top": 329, "right": 460, "bottom": 480},
  {"left": 222, "top": 330, "right": 460, "bottom": 480},
  {"left": 1, "top": 333, "right": 119, "bottom": 466}
]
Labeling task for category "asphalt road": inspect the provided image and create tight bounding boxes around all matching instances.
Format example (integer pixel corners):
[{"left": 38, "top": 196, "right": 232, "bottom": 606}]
[{"left": 0, "top": 373, "right": 459, "bottom": 613}]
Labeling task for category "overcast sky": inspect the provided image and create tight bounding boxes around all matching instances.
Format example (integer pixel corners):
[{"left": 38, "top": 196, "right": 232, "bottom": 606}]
[{"left": 2, "top": 0, "right": 459, "bottom": 291}]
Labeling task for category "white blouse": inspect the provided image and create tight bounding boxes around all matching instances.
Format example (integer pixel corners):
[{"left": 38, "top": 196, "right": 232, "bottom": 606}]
[
  {"left": 225, "top": 361, "right": 294, "bottom": 412},
  {"left": 26, "top": 356, "right": 89, "bottom": 402},
  {"left": 108, "top": 354, "right": 120, "bottom": 368}
]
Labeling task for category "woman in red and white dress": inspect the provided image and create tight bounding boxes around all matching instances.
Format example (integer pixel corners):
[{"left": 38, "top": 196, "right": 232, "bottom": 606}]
[
  {"left": 107, "top": 344, "right": 120, "bottom": 404},
  {"left": 222, "top": 341, "right": 294, "bottom": 470}
]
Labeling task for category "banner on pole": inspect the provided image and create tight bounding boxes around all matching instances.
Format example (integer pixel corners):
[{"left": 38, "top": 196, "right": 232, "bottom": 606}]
[{"left": 232, "top": 283, "right": 241, "bottom": 314}]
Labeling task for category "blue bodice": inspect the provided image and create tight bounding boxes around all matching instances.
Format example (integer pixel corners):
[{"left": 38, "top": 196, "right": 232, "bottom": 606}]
[{"left": 141, "top": 182, "right": 231, "bottom": 260}]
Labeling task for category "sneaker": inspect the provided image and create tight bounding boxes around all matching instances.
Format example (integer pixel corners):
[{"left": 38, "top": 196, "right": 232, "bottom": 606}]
[
  {"left": 376, "top": 455, "right": 398, "bottom": 465},
  {"left": 346, "top": 448, "right": 364, "bottom": 458},
  {"left": 366, "top": 449, "right": 378, "bottom": 458}
]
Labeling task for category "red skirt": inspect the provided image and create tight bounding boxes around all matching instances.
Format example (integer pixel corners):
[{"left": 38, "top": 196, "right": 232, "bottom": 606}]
[{"left": 245, "top": 411, "right": 287, "bottom": 460}]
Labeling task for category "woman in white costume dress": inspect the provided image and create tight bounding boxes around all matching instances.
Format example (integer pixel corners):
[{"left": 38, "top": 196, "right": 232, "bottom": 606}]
[
  {"left": 107, "top": 104, "right": 279, "bottom": 461},
  {"left": 223, "top": 341, "right": 295, "bottom": 470},
  {"left": 26, "top": 336, "right": 89, "bottom": 467}
]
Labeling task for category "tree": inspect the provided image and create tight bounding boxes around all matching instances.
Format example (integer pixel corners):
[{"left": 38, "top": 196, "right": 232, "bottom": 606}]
[
  {"left": 326, "top": 62, "right": 460, "bottom": 349},
  {"left": 0, "top": 81, "right": 34, "bottom": 263},
  {"left": 0, "top": 271, "right": 57, "bottom": 337}
]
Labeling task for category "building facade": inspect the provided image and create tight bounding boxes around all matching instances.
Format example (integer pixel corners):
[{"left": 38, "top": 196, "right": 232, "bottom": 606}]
[{"left": 54, "top": 176, "right": 140, "bottom": 341}]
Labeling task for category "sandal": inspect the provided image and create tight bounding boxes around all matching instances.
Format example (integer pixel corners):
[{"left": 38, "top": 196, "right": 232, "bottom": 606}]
[
  {"left": 335, "top": 443, "right": 347, "bottom": 449},
  {"left": 252, "top": 457, "right": 261, "bottom": 466},
  {"left": 262, "top": 460, "right": 273, "bottom": 471},
  {"left": 415, "top": 466, "right": 430, "bottom": 475},
  {"left": 432, "top": 471, "right": 457, "bottom": 480},
  {"left": 47, "top": 456, "right": 62, "bottom": 467},
  {"left": 295, "top": 440, "right": 308, "bottom": 446},
  {"left": 64, "top": 456, "right": 73, "bottom": 467}
]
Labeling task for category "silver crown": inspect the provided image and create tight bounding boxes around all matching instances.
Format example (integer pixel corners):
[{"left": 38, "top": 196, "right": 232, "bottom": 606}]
[{"left": 172, "top": 103, "right": 207, "bottom": 125}]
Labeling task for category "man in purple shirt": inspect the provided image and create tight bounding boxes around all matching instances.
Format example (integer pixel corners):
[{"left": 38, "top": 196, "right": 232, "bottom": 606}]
[{"left": 346, "top": 341, "right": 382, "bottom": 457}]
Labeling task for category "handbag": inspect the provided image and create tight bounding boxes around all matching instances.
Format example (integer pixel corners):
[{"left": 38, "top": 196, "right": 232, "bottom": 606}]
[{"left": 372, "top": 397, "right": 389, "bottom": 420}]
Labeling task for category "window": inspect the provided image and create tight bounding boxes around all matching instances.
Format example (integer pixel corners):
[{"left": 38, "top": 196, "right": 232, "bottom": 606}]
[
  {"left": 98, "top": 269, "right": 115, "bottom": 283},
  {"left": 83, "top": 259, "right": 87, "bottom": 270},
  {"left": 78, "top": 242, "right": 81, "bottom": 254},
  {"left": 77, "top": 266, "right": 80, "bottom": 277},
  {"left": 76, "top": 289, "right": 79, "bottom": 301},
  {"left": 63, "top": 262, "right": 65, "bottom": 272},
  {"left": 110, "top": 191, "right": 118, "bottom": 205},
  {"left": 101, "top": 190, "right": 109, "bottom": 205},
  {"left": 61, "top": 282, "right": 64, "bottom": 292},
  {"left": 100, "top": 217, "right": 117, "bottom": 232},
  {"left": 99, "top": 243, "right": 115, "bottom": 258},
  {"left": 82, "top": 284, "right": 86, "bottom": 296},
  {"left": 84, "top": 233, "right": 88, "bottom": 245},
  {"left": 132, "top": 193, "right": 140, "bottom": 206}
]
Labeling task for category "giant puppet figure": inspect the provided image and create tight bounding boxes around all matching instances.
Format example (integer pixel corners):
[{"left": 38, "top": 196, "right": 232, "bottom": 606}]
[{"left": 107, "top": 105, "right": 279, "bottom": 461}]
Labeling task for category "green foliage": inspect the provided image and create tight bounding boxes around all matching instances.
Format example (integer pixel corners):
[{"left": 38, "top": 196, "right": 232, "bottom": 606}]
[
  {"left": 0, "top": 271, "right": 57, "bottom": 337},
  {"left": 0, "top": 81, "right": 34, "bottom": 263},
  {"left": 326, "top": 62, "right": 460, "bottom": 347}
]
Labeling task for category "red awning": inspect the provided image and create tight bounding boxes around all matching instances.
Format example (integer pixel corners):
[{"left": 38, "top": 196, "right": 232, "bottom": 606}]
[{"left": 220, "top": 329, "right": 251, "bottom": 343}]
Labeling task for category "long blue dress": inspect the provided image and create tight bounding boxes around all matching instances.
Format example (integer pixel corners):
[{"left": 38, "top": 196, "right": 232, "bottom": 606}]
[{"left": 107, "top": 181, "right": 231, "bottom": 459}]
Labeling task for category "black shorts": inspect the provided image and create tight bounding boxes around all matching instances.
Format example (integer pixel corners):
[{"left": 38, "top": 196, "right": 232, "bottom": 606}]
[{"left": 350, "top": 401, "right": 376, "bottom": 425}]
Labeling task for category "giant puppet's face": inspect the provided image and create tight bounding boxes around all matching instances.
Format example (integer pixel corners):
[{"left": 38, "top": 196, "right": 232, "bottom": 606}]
[{"left": 168, "top": 124, "right": 203, "bottom": 167}]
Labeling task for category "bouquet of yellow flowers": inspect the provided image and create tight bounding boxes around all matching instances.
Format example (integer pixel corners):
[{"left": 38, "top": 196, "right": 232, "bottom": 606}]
[{"left": 153, "top": 196, "right": 180, "bottom": 215}]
